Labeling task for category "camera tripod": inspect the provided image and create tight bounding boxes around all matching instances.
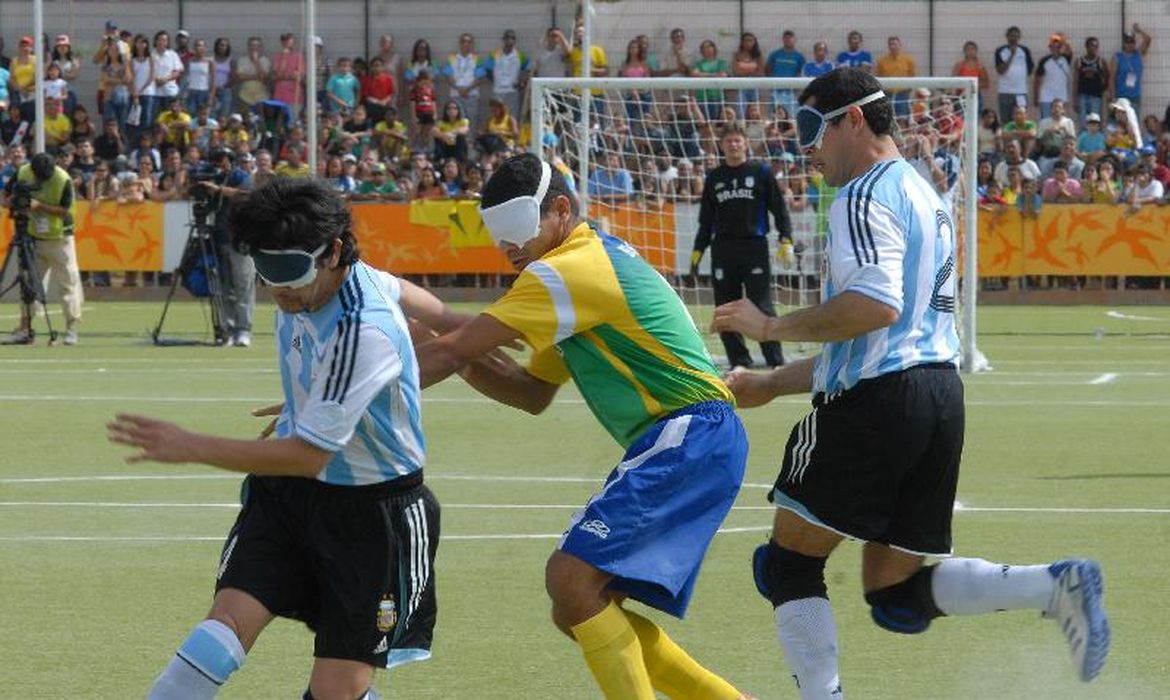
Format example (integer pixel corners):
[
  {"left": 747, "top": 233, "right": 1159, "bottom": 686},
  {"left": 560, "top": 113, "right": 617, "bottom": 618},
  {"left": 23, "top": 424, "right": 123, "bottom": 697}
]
[
  {"left": 0, "top": 217, "right": 57, "bottom": 345},
  {"left": 151, "top": 215, "right": 226, "bottom": 346}
]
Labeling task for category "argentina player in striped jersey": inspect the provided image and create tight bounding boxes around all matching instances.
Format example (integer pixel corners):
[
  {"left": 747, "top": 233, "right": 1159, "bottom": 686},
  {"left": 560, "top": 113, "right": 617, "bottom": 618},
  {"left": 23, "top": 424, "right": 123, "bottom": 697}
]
[
  {"left": 713, "top": 68, "right": 1109, "bottom": 698},
  {"left": 109, "top": 179, "right": 444, "bottom": 700}
]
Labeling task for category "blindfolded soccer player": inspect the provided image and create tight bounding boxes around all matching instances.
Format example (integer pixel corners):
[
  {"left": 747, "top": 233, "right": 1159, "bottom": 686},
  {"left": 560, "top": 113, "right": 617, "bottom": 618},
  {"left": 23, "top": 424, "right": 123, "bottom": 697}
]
[
  {"left": 713, "top": 67, "right": 1109, "bottom": 698},
  {"left": 414, "top": 153, "right": 757, "bottom": 700},
  {"left": 109, "top": 179, "right": 448, "bottom": 700}
]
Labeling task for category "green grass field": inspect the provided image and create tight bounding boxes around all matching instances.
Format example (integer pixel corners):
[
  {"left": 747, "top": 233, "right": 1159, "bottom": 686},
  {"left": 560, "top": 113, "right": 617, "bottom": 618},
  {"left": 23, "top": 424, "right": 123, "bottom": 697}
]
[{"left": 2, "top": 301, "right": 1168, "bottom": 698}]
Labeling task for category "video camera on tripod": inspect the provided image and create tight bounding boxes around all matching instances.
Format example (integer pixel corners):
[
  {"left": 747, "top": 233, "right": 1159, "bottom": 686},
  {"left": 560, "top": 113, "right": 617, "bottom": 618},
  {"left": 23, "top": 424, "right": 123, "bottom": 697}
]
[
  {"left": 151, "top": 165, "right": 228, "bottom": 346},
  {"left": 8, "top": 181, "right": 34, "bottom": 222},
  {"left": 0, "top": 159, "right": 57, "bottom": 344},
  {"left": 187, "top": 170, "right": 220, "bottom": 224}
]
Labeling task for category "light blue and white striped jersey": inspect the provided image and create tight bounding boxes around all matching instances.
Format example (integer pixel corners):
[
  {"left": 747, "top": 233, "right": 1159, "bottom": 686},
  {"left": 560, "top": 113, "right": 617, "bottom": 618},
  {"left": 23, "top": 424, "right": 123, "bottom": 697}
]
[
  {"left": 274, "top": 262, "right": 425, "bottom": 485},
  {"left": 813, "top": 158, "right": 960, "bottom": 395}
]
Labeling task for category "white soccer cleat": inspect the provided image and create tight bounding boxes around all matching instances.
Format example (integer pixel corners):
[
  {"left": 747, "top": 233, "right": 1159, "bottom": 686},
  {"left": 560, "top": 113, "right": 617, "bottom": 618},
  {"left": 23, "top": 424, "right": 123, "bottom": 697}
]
[{"left": 1045, "top": 559, "right": 1110, "bottom": 682}]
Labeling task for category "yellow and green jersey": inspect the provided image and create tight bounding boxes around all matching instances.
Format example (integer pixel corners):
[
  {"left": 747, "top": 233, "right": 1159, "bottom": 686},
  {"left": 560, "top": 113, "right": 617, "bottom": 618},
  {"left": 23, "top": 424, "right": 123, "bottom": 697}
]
[{"left": 485, "top": 222, "right": 733, "bottom": 447}]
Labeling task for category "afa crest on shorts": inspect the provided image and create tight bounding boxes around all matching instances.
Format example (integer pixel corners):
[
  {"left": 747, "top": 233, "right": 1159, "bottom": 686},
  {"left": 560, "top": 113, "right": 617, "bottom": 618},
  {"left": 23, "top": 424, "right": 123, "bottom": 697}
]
[{"left": 377, "top": 594, "right": 398, "bottom": 633}]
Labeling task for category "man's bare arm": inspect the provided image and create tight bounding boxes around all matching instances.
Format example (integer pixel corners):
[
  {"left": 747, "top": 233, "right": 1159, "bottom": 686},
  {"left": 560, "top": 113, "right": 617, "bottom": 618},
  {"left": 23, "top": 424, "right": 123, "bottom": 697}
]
[
  {"left": 725, "top": 356, "right": 817, "bottom": 408},
  {"left": 108, "top": 414, "right": 331, "bottom": 476},
  {"left": 712, "top": 291, "right": 898, "bottom": 344}
]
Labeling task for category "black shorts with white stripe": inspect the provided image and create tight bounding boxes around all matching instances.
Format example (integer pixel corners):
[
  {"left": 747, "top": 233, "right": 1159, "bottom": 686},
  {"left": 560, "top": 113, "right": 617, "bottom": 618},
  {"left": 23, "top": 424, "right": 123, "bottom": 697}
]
[
  {"left": 770, "top": 363, "right": 964, "bottom": 556},
  {"left": 215, "top": 472, "right": 440, "bottom": 666}
]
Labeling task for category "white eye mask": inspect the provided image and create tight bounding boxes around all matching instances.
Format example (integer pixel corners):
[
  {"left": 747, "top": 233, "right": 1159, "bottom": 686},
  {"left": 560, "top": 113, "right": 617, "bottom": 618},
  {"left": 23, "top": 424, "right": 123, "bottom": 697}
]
[{"left": 479, "top": 161, "right": 552, "bottom": 246}]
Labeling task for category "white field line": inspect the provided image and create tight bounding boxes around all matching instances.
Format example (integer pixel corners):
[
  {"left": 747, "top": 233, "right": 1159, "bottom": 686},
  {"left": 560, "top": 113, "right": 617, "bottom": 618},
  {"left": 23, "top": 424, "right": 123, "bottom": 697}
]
[
  {"left": 0, "top": 473, "right": 774, "bottom": 488},
  {"left": 0, "top": 526, "right": 776, "bottom": 544},
  {"left": 990, "top": 359, "right": 1168, "bottom": 365},
  {"left": 0, "top": 306, "right": 96, "bottom": 321},
  {"left": 1106, "top": 310, "right": 1165, "bottom": 322},
  {"left": 6, "top": 365, "right": 1170, "bottom": 379},
  {"left": 6, "top": 366, "right": 1160, "bottom": 384},
  {"left": 0, "top": 368, "right": 280, "bottom": 374},
  {"left": 0, "top": 358, "right": 273, "bottom": 364},
  {"left": 973, "top": 371, "right": 1167, "bottom": 377},
  {"left": 983, "top": 345, "right": 1170, "bottom": 351},
  {"left": 1, "top": 393, "right": 1169, "bottom": 407},
  {"left": 1088, "top": 373, "right": 1119, "bottom": 385},
  {"left": 2, "top": 501, "right": 1167, "bottom": 515},
  {"left": 0, "top": 348, "right": 1165, "bottom": 367}
]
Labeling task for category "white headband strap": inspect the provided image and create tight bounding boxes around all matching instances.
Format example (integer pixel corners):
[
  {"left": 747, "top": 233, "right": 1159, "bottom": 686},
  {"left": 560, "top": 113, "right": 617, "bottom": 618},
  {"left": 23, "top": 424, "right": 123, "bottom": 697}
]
[{"left": 533, "top": 160, "right": 552, "bottom": 204}]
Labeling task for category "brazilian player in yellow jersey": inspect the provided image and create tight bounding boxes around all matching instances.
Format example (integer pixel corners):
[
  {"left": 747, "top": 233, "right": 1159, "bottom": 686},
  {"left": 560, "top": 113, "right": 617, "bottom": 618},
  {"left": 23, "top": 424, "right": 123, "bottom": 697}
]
[{"left": 417, "top": 154, "right": 755, "bottom": 700}]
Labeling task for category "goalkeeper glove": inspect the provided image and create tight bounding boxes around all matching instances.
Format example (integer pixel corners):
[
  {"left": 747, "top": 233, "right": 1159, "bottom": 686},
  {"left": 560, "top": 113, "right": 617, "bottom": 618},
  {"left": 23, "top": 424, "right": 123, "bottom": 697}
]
[
  {"left": 777, "top": 240, "right": 795, "bottom": 267},
  {"left": 689, "top": 250, "right": 702, "bottom": 279}
]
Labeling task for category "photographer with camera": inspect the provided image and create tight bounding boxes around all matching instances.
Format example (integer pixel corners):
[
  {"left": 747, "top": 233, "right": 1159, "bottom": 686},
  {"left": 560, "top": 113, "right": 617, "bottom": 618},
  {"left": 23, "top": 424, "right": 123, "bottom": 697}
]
[
  {"left": 5, "top": 153, "right": 83, "bottom": 345},
  {"left": 200, "top": 147, "right": 252, "bottom": 346}
]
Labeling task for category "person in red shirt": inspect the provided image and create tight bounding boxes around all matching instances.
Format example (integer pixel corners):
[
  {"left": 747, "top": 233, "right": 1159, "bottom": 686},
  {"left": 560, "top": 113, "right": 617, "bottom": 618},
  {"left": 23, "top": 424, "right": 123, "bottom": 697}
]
[
  {"left": 410, "top": 69, "right": 437, "bottom": 144},
  {"left": 362, "top": 56, "right": 395, "bottom": 125}
]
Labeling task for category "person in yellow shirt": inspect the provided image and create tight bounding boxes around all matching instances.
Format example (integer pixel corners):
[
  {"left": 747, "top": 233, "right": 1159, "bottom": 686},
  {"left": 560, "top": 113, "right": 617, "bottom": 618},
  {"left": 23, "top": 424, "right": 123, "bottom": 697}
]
[
  {"left": 567, "top": 22, "right": 609, "bottom": 124},
  {"left": 42, "top": 98, "right": 73, "bottom": 150},
  {"left": 155, "top": 97, "right": 193, "bottom": 150},
  {"left": 274, "top": 144, "right": 311, "bottom": 178},
  {"left": 222, "top": 113, "right": 250, "bottom": 150},
  {"left": 433, "top": 100, "right": 470, "bottom": 163},
  {"left": 372, "top": 105, "right": 409, "bottom": 161},
  {"left": 11, "top": 36, "right": 37, "bottom": 122},
  {"left": 876, "top": 36, "right": 917, "bottom": 121}
]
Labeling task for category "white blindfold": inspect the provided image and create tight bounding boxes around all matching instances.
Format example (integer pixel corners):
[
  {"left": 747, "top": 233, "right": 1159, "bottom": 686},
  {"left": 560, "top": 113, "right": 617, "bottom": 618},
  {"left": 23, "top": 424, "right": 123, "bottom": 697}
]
[{"left": 479, "top": 161, "right": 552, "bottom": 246}]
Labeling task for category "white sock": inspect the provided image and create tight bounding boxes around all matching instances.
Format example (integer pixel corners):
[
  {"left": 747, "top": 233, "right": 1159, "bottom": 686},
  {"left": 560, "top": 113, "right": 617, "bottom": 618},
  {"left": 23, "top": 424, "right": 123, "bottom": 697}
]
[
  {"left": 775, "top": 597, "right": 844, "bottom": 699},
  {"left": 147, "top": 619, "right": 246, "bottom": 700},
  {"left": 930, "top": 557, "right": 1055, "bottom": 616}
]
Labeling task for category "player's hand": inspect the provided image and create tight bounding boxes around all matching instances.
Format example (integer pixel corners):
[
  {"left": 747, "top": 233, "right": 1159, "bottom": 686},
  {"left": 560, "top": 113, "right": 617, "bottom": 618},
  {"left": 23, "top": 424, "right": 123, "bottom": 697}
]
[
  {"left": 777, "top": 240, "right": 795, "bottom": 266},
  {"left": 106, "top": 414, "right": 196, "bottom": 464},
  {"left": 725, "top": 366, "right": 779, "bottom": 408},
  {"left": 251, "top": 403, "right": 284, "bottom": 440},
  {"left": 711, "top": 298, "right": 771, "bottom": 341}
]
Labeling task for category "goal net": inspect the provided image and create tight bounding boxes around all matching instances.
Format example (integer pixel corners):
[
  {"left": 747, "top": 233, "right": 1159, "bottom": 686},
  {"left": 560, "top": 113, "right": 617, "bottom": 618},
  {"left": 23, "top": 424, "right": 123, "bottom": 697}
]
[{"left": 531, "top": 76, "right": 988, "bottom": 372}]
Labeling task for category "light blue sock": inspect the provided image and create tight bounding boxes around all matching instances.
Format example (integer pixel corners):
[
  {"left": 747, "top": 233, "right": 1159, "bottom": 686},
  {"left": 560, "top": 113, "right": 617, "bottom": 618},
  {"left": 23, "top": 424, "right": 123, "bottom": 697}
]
[{"left": 147, "top": 619, "right": 246, "bottom": 700}]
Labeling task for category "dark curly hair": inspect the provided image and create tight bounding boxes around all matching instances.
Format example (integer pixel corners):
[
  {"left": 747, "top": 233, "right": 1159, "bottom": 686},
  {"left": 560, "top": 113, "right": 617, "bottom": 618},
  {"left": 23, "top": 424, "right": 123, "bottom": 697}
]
[
  {"left": 228, "top": 178, "right": 360, "bottom": 265},
  {"left": 481, "top": 152, "right": 579, "bottom": 217},
  {"left": 798, "top": 67, "right": 894, "bottom": 138}
]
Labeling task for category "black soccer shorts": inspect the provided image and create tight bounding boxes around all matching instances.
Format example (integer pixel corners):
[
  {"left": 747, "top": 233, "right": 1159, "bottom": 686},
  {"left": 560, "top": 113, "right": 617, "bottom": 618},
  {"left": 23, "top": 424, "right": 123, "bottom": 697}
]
[
  {"left": 215, "top": 472, "right": 440, "bottom": 667},
  {"left": 770, "top": 363, "right": 964, "bottom": 556}
]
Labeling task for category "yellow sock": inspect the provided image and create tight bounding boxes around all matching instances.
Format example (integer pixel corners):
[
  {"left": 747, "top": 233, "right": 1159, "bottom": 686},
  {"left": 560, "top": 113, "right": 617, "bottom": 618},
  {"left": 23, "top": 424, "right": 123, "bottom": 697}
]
[
  {"left": 570, "top": 601, "right": 656, "bottom": 700},
  {"left": 624, "top": 609, "right": 742, "bottom": 700}
]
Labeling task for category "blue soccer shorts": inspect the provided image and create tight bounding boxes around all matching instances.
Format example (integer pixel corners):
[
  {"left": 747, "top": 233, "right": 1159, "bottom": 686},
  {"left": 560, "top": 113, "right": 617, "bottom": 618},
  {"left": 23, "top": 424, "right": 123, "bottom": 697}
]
[{"left": 558, "top": 400, "right": 747, "bottom": 618}]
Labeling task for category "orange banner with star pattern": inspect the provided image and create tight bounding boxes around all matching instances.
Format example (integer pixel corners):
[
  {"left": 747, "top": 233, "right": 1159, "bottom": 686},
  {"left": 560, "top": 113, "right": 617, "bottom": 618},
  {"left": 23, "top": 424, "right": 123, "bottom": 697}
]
[
  {"left": 352, "top": 200, "right": 678, "bottom": 274},
  {"left": 20, "top": 199, "right": 1162, "bottom": 277},
  {"left": 977, "top": 205, "right": 1170, "bottom": 276},
  {"left": 0, "top": 200, "right": 164, "bottom": 271}
]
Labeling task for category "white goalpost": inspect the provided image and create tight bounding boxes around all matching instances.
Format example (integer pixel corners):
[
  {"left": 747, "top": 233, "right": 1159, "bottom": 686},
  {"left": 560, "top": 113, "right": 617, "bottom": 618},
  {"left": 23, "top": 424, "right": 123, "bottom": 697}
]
[{"left": 531, "top": 75, "right": 988, "bottom": 373}]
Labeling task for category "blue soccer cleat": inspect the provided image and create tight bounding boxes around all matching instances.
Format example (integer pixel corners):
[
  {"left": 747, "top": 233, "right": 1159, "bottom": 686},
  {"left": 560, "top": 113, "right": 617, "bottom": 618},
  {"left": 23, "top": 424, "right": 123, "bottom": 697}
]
[{"left": 1045, "top": 559, "right": 1111, "bottom": 682}]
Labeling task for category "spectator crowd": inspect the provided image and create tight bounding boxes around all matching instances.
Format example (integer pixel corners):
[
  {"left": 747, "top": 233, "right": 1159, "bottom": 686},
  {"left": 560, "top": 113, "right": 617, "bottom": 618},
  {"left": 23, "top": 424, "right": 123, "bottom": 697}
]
[{"left": 0, "top": 18, "right": 1164, "bottom": 290}]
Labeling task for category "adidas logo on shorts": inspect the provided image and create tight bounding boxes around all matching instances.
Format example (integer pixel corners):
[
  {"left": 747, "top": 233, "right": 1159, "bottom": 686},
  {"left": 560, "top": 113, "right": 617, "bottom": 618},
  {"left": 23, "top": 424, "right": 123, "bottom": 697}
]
[
  {"left": 580, "top": 519, "right": 610, "bottom": 539},
  {"left": 372, "top": 636, "right": 388, "bottom": 654}
]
